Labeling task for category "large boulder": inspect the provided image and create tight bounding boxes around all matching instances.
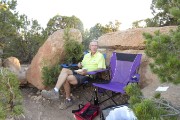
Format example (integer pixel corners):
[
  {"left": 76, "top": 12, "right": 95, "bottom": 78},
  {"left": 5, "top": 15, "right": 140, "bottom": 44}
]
[
  {"left": 98, "top": 26, "right": 177, "bottom": 49},
  {"left": 26, "top": 29, "right": 82, "bottom": 90}
]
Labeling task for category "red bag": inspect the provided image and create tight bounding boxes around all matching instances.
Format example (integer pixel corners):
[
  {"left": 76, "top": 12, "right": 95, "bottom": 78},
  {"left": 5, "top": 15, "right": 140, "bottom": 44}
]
[{"left": 72, "top": 102, "right": 99, "bottom": 120}]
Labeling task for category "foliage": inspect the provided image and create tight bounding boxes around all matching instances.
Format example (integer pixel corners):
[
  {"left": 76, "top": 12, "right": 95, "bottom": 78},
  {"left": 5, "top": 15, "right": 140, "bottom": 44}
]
[
  {"left": 133, "top": 99, "right": 165, "bottom": 120},
  {"left": 143, "top": 27, "right": 180, "bottom": 84},
  {"left": 125, "top": 83, "right": 179, "bottom": 120},
  {"left": 0, "top": 68, "right": 23, "bottom": 120},
  {"left": 132, "top": 0, "right": 180, "bottom": 28},
  {"left": 0, "top": 0, "right": 120, "bottom": 63},
  {"left": 0, "top": 0, "right": 20, "bottom": 49},
  {"left": 125, "top": 83, "right": 142, "bottom": 106},
  {"left": 4, "top": 16, "right": 44, "bottom": 63},
  {"left": 132, "top": 20, "right": 144, "bottom": 28},
  {"left": 64, "top": 28, "right": 84, "bottom": 64},
  {"left": 42, "top": 64, "right": 61, "bottom": 87},
  {"left": 43, "top": 15, "right": 84, "bottom": 39},
  {"left": 82, "top": 20, "right": 120, "bottom": 49},
  {"left": 0, "top": 0, "right": 44, "bottom": 63},
  {"left": 149, "top": 0, "right": 179, "bottom": 26}
]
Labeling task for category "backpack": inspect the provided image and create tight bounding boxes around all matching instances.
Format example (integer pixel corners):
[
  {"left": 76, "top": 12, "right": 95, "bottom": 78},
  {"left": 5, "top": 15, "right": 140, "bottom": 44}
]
[{"left": 72, "top": 102, "right": 99, "bottom": 120}]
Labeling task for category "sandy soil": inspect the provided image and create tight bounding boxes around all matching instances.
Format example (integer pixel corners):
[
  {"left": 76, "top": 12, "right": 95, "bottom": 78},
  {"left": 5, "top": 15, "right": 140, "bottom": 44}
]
[
  {"left": 10, "top": 65, "right": 180, "bottom": 120},
  {"left": 13, "top": 80, "right": 180, "bottom": 120},
  {"left": 13, "top": 85, "right": 128, "bottom": 120}
]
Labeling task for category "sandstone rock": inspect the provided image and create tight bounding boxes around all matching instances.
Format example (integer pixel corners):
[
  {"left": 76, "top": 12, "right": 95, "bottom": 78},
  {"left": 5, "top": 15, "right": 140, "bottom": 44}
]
[
  {"left": 3, "top": 57, "right": 21, "bottom": 74},
  {"left": 3, "top": 57, "right": 28, "bottom": 85},
  {"left": 0, "top": 49, "right": 3, "bottom": 56},
  {"left": 18, "top": 70, "right": 27, "bottom": 85},
  {"left": 18, "top": 64, "right": 29, "bottom": 85},
  {"left": 26, "top": 29, "right": 82, "bottom": 90},
  {"left": 98, "top": 26, "right": 177, "bottom": 49},
  {"left": 0, "top": 58, "right": 2, "bottom": 67}
]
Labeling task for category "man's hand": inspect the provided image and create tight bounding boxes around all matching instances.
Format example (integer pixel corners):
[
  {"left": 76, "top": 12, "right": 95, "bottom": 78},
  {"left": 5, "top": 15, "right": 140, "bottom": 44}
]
[
  {"left": 78, "top": 62, "right": 82, "bottom": 68},
  {"left": 75, "top": 69, "right": 87, "bottom": 75}
]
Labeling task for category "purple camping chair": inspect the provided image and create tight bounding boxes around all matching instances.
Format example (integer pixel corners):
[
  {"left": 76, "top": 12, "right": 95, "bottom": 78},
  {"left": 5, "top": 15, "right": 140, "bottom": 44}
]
[{"left": 92, "top": 52, "right": 142, "bottom": 105}]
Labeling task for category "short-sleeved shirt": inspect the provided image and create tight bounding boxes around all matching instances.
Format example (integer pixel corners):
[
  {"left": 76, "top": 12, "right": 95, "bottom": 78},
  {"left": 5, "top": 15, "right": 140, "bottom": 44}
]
[{"left": 81, "top": 51, "right": 106, "bottom": 72}]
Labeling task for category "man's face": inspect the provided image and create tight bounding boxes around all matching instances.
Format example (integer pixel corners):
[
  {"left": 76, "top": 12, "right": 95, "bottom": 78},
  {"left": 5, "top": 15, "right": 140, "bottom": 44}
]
[{"left": 89, "top": 42, "right": 98, "bottom": 54}]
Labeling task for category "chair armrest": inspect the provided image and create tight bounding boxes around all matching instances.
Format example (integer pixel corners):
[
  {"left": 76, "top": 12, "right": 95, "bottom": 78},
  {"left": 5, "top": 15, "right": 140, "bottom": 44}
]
[
  {"left": 130, "top": 74, "right": 140, "bottom": 83},
  {"left": 60, "top": 64, "right": 78, "bottom": 68},
  {"left": 87, "top": 69, "right": 109, "bottom": 75}
]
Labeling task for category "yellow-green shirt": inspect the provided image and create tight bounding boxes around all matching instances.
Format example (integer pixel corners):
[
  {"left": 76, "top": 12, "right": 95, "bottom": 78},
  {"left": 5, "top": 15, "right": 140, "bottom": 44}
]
[{"left": 81, "top": 51, "right": 106, "bottom": 72}]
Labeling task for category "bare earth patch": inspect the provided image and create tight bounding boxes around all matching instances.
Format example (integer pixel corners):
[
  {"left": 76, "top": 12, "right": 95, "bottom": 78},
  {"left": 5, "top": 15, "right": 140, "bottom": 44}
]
[
  {"left": 15, "top": 85, "right": 128, "bottom": 120},
  {"left": 12, "top": 74, "right": 180, "bottom": 120}
]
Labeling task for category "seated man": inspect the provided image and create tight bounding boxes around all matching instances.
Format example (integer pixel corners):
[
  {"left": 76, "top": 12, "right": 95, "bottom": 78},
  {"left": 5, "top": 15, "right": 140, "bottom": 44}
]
[{"left": 41, "top": 40, "right": 106, "bottom": 110}]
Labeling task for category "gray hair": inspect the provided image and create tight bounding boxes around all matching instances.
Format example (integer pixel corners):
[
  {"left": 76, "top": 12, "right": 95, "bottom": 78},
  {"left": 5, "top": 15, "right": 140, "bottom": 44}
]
[{"left": 90, "top": 39, "right": 98, "bottom": 45}]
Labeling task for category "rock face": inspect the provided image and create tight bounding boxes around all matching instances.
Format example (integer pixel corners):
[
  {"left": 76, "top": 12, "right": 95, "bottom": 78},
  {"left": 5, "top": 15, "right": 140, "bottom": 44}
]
[
  {"left": 3, "top": 57, "right": 28, "bottom": 85},
  {"left": 3, "top": 57, "right": 21, "bottom": 74},
  {"left": 98, "top": 26, "right": 177, "bottom": 49},
  {"left": 26, "top": 29, "right": 82, "bottom": 90}
]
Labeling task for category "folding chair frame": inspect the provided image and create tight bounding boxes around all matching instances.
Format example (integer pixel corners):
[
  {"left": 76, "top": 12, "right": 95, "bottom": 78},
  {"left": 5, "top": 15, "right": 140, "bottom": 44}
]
[{"left": 92, "top": 52, "right": 142, "bottom": 105}]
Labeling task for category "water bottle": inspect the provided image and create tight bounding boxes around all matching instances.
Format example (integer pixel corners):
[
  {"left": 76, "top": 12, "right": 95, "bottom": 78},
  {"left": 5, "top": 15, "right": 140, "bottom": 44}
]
[{"left": 94, "top": 88, "right": 99, "bottom": 106}]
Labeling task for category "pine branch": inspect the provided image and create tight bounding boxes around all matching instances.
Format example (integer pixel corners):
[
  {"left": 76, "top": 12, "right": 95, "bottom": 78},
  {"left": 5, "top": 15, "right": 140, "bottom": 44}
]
[{"left": 152, "top": 98, "right": 180, "bottom": 117}]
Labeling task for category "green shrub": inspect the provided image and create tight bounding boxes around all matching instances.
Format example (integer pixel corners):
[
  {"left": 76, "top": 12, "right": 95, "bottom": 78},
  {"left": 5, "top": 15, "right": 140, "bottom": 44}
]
[
  {"left": 125, "top": 83, "right": 178, "bottom": 120},
  {"left": 42, "top": 64, "right": 61, "bottom": 87},
  {"left": 0, "top": 68, "right": 23, "bottom": 120},
  {"left": 125, "top": 83, "right": 142, "bottom": 107},
  {"left": 143, "top": 28, "right": 180, "bottom": 84},
  {"left": 154, "top": 92, "right": 161, "bottom": 99},
  {"left": 133, "top": 99, "right": 164, "bottom": 120},
  {"left": 63, "top": 28, "right": 84, "bottom": 64}
]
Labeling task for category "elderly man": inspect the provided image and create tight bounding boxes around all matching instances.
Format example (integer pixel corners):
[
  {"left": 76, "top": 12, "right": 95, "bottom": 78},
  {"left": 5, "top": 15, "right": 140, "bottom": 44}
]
[{"left": 41, "top": 40, "right": 106, "bottom": 109}]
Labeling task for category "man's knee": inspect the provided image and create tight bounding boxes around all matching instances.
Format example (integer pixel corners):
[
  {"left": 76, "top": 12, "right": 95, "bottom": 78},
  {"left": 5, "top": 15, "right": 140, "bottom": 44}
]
[
  {"left": 67, "top": 75, "right": 78, "bottom": 85},
  {"left": 60, "top": 68, "right": 72, "bottom": 74},
  {"left": 61, "top": 68, "right": 69, "bottom": 72}
]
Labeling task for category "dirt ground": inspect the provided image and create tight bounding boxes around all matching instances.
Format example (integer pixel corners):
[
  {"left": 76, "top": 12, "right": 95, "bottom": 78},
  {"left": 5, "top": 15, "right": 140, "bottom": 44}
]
[
  {"left": 10, "top": 65, "right": 180, "bottom": 120},
  {"left": 13, "top": 84, "right": 128, "bottom": 120},
  {"left": 141, "top": 78, "right": 180, "bottom": 108},
  {"left": 12, "top": 79, "right": 180, "bottom": 120}
]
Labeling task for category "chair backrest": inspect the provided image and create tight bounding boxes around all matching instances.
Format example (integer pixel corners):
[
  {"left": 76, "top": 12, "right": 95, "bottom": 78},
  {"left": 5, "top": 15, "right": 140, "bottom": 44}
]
[{"left": 109, "top": 52, "right": 142, "bottom": 84}]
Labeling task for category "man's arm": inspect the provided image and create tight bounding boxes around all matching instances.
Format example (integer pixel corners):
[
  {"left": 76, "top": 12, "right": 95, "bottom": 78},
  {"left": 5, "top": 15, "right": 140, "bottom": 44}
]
[{"left": 92, "top": 68, "right": 105, "bottom": 72}]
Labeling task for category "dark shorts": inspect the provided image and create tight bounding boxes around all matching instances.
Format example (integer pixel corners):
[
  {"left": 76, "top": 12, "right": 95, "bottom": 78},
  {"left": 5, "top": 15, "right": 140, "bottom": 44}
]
[{"left": 72, "top": 70, "right": 91, "bottom": 85}]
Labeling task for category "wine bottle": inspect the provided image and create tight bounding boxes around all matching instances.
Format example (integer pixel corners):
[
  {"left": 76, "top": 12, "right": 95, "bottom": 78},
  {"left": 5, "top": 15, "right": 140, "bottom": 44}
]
[{"left": 94, "top": 88, "right": 99, "bottom": 106}]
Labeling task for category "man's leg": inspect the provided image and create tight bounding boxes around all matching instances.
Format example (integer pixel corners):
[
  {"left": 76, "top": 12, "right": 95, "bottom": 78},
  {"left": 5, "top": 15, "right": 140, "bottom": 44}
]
[
  {"left": 55, "top": 68, "right": 73, "bottom": 90},
  {"left": 63, "top": 75, "right": 78, "bottom": 99},
  {"left": 41, "top": 68, "right": 73, "bottom": 100},
  {"left": 59, "top": 75, "right": 78, "bottom": 110}
]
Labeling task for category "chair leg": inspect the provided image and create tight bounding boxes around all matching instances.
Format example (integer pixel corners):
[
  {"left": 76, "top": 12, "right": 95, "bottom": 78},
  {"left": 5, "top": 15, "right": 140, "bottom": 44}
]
[
  {"left": 94, "top": 87, "right": 119, "bottom": 105},
  {"left": 98, "top": 90, "right": 119, "bottom": 105}
]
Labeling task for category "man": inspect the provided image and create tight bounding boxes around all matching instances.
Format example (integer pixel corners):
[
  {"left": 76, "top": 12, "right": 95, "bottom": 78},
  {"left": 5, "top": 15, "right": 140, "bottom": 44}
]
[{"left": 41, "top": 40, "right": 106, "bottom": 109}]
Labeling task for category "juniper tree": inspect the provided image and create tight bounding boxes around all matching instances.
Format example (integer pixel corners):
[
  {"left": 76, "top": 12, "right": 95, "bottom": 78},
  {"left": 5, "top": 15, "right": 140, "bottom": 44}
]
[
  {"left": 143, "top": 0, "right": 180, "bottom": 84},
  {"left": 0, "top": 68, "right": 23, "bottom": 120}
]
